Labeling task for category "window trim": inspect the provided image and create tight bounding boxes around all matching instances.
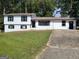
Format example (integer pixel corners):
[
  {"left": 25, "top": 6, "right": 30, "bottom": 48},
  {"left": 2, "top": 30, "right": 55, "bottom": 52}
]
[
  {"left": 21, "top": 16, "right": 27, "bottom": 22},
  {"left": 8, "top": 16, "right": 14, "bottom": 22},
  {"left": 20, "top": 25, "right": 27, "bottom": 29},
  {"left": 8, "top": 25, "right": 14, "bottom": 29},
  {"left": 62, "top": 20, "right": 66, "bottom": 26},
  {"left": 38, "top": 20, "right": 50, "bottom": 26}
]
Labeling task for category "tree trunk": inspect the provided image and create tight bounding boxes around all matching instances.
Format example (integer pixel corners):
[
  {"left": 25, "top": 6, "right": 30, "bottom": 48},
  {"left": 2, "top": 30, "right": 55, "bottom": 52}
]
[
  {"left": 3, "top": 8, "right": 5, "bottom": 14},
  {"left": 25, "top": 0, "right": 27, "bottom": 13}
]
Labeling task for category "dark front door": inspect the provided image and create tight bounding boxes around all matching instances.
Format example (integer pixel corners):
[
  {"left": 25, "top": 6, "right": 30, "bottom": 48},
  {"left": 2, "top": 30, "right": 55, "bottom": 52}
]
[
  {"left": 76, "top": 20, "right": 79, "bottom": 29},
  {"left": 31, "top": 20, "right": 35, "bottom": 28},
  {"left": 69, "top": 21, "right": 74, "bottom": 29}
]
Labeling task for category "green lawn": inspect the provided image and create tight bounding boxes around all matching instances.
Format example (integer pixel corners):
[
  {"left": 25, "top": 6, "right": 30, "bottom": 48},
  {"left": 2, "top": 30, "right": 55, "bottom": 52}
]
[{"left": 0, "top": 30, "right": 51, "bottom": 59}]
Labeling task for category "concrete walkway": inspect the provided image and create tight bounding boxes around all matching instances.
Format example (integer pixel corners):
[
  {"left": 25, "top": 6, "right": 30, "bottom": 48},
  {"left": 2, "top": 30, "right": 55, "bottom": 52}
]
[{"left": 37, "top": 30, "right": 79, "bottom": 59}]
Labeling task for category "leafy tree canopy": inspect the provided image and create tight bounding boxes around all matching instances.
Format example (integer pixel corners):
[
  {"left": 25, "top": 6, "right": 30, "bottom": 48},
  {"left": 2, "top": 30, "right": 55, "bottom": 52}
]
[{"left": 59, "top": 0, "right": 79, "bottom": 17}]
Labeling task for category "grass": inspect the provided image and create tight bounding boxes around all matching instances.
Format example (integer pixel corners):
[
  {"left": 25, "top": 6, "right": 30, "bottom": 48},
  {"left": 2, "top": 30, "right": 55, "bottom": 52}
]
[{"left": 0, "top": 30, "right": 51, "bottom": 59}]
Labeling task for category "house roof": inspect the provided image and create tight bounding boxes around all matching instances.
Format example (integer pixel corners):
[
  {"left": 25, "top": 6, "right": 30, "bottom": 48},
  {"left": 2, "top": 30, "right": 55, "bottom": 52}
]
[
  {"left": 3, "top": 13, "right": 36, "bottom": 16},
  {"left": 32, "top": 17, "right": 79, "bottom": 20}
]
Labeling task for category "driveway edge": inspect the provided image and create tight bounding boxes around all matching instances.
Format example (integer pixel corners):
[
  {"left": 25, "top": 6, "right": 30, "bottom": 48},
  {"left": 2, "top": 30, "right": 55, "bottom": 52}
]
[
  {"left": 47, "top": 30, "right": 54, "bottom": 47},
  {"left": 35, "top": 31, "right": 53, "bottom": 59}
]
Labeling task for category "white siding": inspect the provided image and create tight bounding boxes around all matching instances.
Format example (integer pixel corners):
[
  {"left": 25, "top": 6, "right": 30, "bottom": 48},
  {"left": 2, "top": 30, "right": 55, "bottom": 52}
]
[
  {"left": 4, "top": 16, "right": 31, "bottom": 24},
  {"left": 53, "top": 20, "right": 69, "bottom": 29},
  {"left": 35, "top": 20, "right": 76, "bottom": 30},
  {"left": 35, "top": 21, "right": 52, "bottom": 30},
  {"left": 4, "top": 15, "right": 76, "bottom": 32},
  {"left": 4, "top": 15, "right": 32, "bottom": 32},
  {"left": 4, "top": 25, "right": 31, "bottom": 32}
]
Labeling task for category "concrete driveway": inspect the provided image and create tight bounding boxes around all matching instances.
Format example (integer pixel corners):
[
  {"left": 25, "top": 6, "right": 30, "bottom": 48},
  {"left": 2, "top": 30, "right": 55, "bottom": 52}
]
[{"left": 37, "top": 30, "right": 79, "bottom": 59}]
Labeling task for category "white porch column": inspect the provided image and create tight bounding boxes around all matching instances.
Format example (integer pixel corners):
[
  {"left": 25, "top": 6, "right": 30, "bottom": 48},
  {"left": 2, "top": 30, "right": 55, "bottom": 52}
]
[
  {"left": 50, "top": 20, "right": 53, "bottom": 29},
  {"left": 35, "top": 20, "right": 38, "bottom": 29}
]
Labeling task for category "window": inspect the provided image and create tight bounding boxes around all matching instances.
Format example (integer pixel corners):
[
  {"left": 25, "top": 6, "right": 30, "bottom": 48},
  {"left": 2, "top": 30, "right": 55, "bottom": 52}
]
[
  {"left": 38, "top": 21, "right": 50, "bottom": 26},
  {"left": 21, "top": 25, "right": 27, "bottom": 29},
  {"left": 76, "top": 20, "right": 79, "bottom": 26},
  {"left": 8, "top": 16, "right": 13, "bottom": 21},
  {"left": 62, "top": 21, "right": 66, "bottom": 26},
  {"left": 8, "top": 25, "right": 14, "bottom": 29},
  {"left": 21, "top": 16, "right": 27, "bottom": 22}
]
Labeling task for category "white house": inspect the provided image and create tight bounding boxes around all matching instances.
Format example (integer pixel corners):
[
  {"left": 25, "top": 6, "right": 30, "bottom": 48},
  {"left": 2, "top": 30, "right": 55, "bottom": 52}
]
[
  {"left": 4, "top": 13, "right": 79, "bottom": 32},
  {"left": 4, "top": 13, "right": 36, "bottom": 32},
  {"left": 32, "top": 17, "right": 77, "bottom": 30}
]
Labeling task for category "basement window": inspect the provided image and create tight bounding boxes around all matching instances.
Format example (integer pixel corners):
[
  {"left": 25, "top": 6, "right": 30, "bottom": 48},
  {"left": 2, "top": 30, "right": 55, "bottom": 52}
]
[
  {"left": 62, "top": 21, "right": 66, "bottom": 26},
  {"left": 21, "top": 25, "right": 27, "bottom": 29},
  {"left": 8, "top": 25, "right": 14, "bottom": 29},
  {"left": 38, "top": 20, "right": 50, "bottom": 26}
]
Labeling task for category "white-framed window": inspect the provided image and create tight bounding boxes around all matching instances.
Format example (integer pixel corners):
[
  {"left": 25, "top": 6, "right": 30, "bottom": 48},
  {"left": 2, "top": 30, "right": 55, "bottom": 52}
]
[
  {"left": 38, "top": 20, "right": 50, "bottom": 26},
  {"left": 8, "top": 25, "right": 14, "bottom": 29},
  {"left": 8, "top": 16, "right": 13, "bottom": 22},
  {"left": 21, "top": 16, "right": 27, "bottom": 22},
  {"left": 62, "top": 20, "right": 66, "bottom": 26},
  {"left": 21, "top": 25, "right": 27, "bottom": 29}
]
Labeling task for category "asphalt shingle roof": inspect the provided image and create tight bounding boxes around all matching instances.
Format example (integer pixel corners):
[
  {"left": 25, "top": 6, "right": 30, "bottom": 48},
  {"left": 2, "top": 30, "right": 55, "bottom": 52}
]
[
  {"left": 32, "top": 17, "right": 79, "bottom": 20},
  {"left": 4, "top": 13, "right": 36, "bottom": 16}
]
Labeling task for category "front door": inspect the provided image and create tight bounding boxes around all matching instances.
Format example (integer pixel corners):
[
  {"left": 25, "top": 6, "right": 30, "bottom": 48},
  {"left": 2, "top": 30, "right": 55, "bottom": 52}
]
[
  {"left": 69, "top": 21, "right": 74, "bottom": 29},
  {"left": 76, "top": 20, "right": 79, "bottom": 29},
  {"left": 31, "top": 20, "right": 35, "bottom": 28}
]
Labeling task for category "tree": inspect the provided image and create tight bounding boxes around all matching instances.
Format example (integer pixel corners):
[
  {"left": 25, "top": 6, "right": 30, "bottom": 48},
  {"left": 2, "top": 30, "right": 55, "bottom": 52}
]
[
  {"left": 0, "top": 0, "right": 56, "bottom": 31},
  {"left": 36, "top": 0, "right": 56, "bottom": 16},
  {"left": 59, "top": 0, "right": 79, "bottom": 17},
  {"left": 24, "top": 0, "right": 56, "bottom": 16},
  {"left": 0, "top": 0, "right": 56, "bottom": 16}
]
